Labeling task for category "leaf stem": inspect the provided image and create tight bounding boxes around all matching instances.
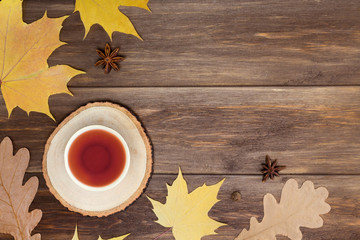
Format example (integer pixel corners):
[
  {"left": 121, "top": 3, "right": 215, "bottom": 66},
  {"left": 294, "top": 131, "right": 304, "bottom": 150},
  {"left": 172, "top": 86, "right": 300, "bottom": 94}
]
[{"left": 152, "top": 228, "right": 172, "bottom": 240}]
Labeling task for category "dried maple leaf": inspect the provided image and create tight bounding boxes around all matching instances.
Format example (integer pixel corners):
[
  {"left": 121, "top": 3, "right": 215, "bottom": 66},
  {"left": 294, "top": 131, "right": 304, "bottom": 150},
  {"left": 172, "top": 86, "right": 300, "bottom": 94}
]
[
  {"left": 72, "top": 225, "right": 130, "bottom": 240},
  {"left": 0, "top": 0, "right": 84, "bottom": 120},
  {"left": 74, "top": 0, "right": 151, "bottom": 40},
  {"left": 0, "top": 137, "right": 42, "bottom": 240},
  {"left": 235, "top": 179, "right": 331, "bottom": 240},
  {"left": 147, "top": 168, "right": 226, "bottom": 240}
]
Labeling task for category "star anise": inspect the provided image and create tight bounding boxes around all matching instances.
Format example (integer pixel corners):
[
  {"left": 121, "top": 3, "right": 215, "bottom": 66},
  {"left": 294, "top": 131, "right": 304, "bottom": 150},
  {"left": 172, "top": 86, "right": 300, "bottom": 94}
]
[
  {"left": 261, "top": 155, "right": 286, "bottom": 182},
  {"left": 95, "top": 43, "right": 125, "bottom": 74}
]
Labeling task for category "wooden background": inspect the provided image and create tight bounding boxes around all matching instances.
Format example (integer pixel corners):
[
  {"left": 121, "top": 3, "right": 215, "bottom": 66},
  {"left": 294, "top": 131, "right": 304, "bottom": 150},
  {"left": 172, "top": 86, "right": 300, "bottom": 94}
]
[{"left": 1, "top": 0, "right": 360, "bottom": 239}]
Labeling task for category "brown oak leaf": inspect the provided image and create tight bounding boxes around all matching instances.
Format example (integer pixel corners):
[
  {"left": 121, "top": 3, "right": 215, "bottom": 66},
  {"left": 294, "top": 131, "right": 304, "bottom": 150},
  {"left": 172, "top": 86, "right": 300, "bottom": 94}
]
[{"left": 0, "top": 137, "right": 42, "bottom": 240}]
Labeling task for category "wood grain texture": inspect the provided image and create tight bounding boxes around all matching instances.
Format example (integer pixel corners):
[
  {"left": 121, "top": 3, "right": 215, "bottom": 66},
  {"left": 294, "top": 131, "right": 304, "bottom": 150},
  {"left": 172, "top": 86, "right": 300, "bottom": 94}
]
[
  {"left": 2, "top": 174, "right": 359, "bottom": 239},
  {"left": 21, "top": 0, "right": 360, "bottom": 87},
  {"left": 0, "top": 1, "right": 358, "bottom": 239},
  {"left": 1, "top": 87, "right": 359, "bottom": 174}
]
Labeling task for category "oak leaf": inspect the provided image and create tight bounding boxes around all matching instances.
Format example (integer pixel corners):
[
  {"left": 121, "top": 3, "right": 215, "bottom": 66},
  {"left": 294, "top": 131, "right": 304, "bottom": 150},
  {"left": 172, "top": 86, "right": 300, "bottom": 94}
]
[
  {"left": 235, "top": 179, "right": 331, "bottom": 240},
  {"left": 0, "top": 137, "right": 42, "bottom": 240},
  {"left": 72, "top": 225, "right": 130, "bottom": 240},
  {"left": 147, "top": 168, "right": 226, "bottom": 240},
  {"left": 74, "top": 0, "right": 151, "bottom": 40},
  {"left": 0, "top": 0, "right": 84, "bottom": 120}
]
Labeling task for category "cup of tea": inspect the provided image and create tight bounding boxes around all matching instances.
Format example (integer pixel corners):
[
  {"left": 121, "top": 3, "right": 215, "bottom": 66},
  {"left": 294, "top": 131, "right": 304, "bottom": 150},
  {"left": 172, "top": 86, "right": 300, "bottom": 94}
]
[{"left": 64, "top": 125, "right": 130, "bottom": 191}]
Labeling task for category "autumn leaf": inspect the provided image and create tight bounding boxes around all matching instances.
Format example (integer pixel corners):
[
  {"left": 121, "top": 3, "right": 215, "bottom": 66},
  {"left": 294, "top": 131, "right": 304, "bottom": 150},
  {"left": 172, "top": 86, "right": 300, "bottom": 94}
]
[
  {"left": 0, "top": 137, "right": 42, "bottom": 240},
  {"left": 72, "top": 225, "right": 130, "bottom": 240},
  {"left": 74, "top": 0, "right": 151, "bottom": 40},
  {"left": 0, "top": 0, "right": 84, "bottom": 120},
  {"left": 235, "top": 179, "right": 331, "bottom": 240},
  {"left": 147, "top": 168, "right": 226, "bottom": 240},
  {"left": 97, "top": 236, "right": 130, "bottom": 240}
]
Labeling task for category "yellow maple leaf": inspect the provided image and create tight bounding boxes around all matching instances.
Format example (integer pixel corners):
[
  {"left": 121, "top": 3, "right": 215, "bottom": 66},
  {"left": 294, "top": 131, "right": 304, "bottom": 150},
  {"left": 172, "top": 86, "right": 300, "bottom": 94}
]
[
  {"left": 147, "top": 168, "right": 226, "bottom": 240},
  {"left": 72, "top": 225, "right": 130, "bottom": 240},
  {"left": 0, "top": 0, "right": 84, "bottom": 120},
  {"left": 74, "top": 0, "right": 151, "bottom": 40}
]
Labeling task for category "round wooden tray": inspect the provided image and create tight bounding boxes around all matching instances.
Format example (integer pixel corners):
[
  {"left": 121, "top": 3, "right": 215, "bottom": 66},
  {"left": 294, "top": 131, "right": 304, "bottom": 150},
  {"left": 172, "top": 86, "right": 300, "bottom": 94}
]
[{"left": 43, "top": 102, "right": 152, "bottom": 217}]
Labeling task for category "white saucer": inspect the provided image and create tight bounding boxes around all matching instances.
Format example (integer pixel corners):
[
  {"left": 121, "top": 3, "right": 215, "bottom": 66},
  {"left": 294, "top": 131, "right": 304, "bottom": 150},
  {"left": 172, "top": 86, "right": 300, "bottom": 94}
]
[{"left": 43, "top": 102, "right": 152, "bottom": 217}]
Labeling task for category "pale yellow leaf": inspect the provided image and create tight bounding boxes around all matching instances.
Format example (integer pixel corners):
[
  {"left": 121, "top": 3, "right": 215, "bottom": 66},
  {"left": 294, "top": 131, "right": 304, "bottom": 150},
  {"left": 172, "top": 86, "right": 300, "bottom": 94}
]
[
  {"left": 97, "top": 234, "right": 130, "bottom": 240},
  {"left": 74, "top": 0, "right": 150, "bottom": 40},
  {"left": 147, "top": 168, "right": 226, "bottom": 240},
  {"left": 72, "top": 226, "right": 129, "bottom": 240},
  {"left": 235, "top": 179, "right": 331, "bottom": 240},
  {"left": 0, "top": 0, "right": 84, "bottom": 120},
  {"left": 72, "top": 225, "right": 79, "bottom": 240}
]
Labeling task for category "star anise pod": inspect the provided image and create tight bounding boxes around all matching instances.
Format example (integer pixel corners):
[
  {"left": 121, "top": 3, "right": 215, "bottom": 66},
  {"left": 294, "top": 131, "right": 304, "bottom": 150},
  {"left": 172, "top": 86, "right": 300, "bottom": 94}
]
[
  {"left": 95, "top": 43, "right": 125, "bottom": 74},
  {"left": 261, "top": 155, "right": 286, "bottom": 182}
]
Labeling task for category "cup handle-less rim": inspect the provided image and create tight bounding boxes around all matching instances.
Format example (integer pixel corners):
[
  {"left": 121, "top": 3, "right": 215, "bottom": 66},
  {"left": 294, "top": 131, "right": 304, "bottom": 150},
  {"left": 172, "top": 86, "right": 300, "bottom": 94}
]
[{"left": 64, "top": 125, "right": 131, "bottom": 192}]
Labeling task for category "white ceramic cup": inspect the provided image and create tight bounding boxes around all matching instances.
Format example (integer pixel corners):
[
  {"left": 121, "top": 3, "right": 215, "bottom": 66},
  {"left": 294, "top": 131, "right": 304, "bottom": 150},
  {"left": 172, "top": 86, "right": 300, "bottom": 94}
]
[{"left": 64, "top": 125, "right": 130, "bottom": 191}]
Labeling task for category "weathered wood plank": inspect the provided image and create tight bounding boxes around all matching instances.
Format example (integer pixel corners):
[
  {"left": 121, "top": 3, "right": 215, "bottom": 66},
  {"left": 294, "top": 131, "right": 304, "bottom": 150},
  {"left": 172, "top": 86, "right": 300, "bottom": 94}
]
[
  {"left": 21, "top": 0, "right": 360, "bottom": 86},
  {"left": 0, "top": 1, "right": 355, "bottom": 239},
  {"left": 0, "top": 87, "right": 359, "bottom": 174},
  {"left": 1, "top": 174, "right": 359, "bottom": 239}
]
